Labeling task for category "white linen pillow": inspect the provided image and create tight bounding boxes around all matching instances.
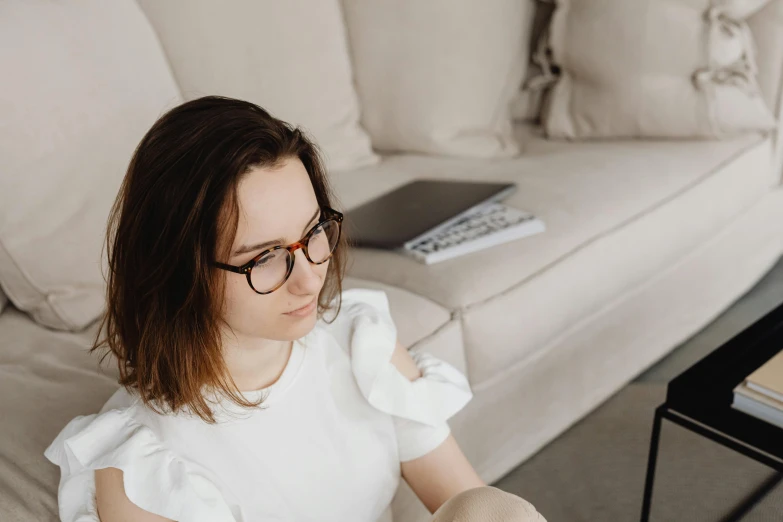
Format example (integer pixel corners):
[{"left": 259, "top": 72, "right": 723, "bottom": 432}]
[
  {"left": 541, "top": 0, "right": 777, "bottom": 138},
  {"left": 342, "top": 0, "right": 535, "bottom": 158},
  {"left": 137, "top": 0, "right": 378, "bottom": 173},
  {"left": 0, "top": 0, "right": 182, "bottom": 331}
]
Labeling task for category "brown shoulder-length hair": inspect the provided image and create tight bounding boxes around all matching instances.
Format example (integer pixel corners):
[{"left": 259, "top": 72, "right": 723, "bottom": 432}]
[{"left": 91, "top": 95, "right": 348, "bottom": 424}]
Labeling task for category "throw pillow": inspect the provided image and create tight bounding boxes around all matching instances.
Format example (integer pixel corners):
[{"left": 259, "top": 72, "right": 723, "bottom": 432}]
[
  {"left": 137, "top": 0, "right": 378, "bottom": 173},
  {"left": 0, "top": 0, "right": 182, "bottom": 331},
  {"left": 541, "top": 0, "right": 777, "bottom": 138},
  {"left": 342, "top": 0, "right": 535, "bottom": 158}
]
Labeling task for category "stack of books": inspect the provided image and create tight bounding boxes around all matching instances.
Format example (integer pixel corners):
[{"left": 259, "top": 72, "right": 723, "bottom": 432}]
[{"left": 732, "top": 350, "right": 783, "bottom": 428}]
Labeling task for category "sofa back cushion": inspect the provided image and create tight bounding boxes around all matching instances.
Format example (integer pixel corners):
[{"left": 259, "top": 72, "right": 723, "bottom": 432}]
[
  {"left": 0, "top": 0, "right": 182, "bottom": 331},
  {"left": 541, "top": 0, "right": 777, "bottom": 139},
  {"left": 341, "top": 0, "right": 535, "bottom": 158},
  {"left": 136, "top": 0, "right": 378, "bottom": 173}
]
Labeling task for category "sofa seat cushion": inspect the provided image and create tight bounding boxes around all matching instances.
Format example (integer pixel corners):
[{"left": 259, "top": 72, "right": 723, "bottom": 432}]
[
  {"left": 333, "top": 124, "right": 777, "bottom": 386},
  {"left": 0, "top": 305, "right": 114, "bottom": 519}
]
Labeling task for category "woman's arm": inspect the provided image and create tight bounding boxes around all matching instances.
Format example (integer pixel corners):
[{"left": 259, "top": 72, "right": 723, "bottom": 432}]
[
  {"left": 389, "top": 339, "right": 486, "bottom": 514},
  {"left": 95, "top": 467, "right": 176, "bottom": 522},
  {"left": 400, "top": 433, "right": 486, "bottom": 514}
]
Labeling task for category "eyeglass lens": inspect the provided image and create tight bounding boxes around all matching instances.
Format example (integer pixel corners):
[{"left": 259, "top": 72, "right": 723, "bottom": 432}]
[{"left": 249, "top": 219, "right": 340, "bottom": 293}]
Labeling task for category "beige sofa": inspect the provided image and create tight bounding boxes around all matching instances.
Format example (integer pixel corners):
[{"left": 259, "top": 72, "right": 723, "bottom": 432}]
[{"left": 2, "top": 1, "right": 783, "bottom": 522}]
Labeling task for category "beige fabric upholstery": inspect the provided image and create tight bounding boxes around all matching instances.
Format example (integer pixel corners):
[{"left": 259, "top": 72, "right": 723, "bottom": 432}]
[
  {"left": 0, "top": 304, "right": 118, "bottom": 520},
  {"left": 390, "top": 185, "right": 783, "bottom": 522},
  {"left": 458, "top": 186, "right": 783, "bottom": 485},
  {"left": 136, "top": 0, "right": 378, "bottom": 174},
  {"left": 341, "top": 0, "right": 534, "bottom": 158},
  {"left": 334, "top": 124, "right": 773, "bottom": 309},
  {"left": 541, "top": 0, "right": 776, "bottom": 138},
  {"left": 0, "top": 0, "right": 182, "bottom": 332},
  {"left": 0, "top": 288, "right": 7, "bottom": 315},
  {"left": 334, "top": 123, "right": 776, "bottom": 386}
]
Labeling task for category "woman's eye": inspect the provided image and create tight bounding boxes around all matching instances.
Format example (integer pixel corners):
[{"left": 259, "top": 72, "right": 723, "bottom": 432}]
[{"left": 255, "top": 255, "right": 273, "bottom": 267}]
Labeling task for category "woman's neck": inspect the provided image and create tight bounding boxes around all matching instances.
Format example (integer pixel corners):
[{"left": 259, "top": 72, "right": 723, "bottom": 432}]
[{"left": 221, "top": 336, "right": 294, "bottom": 393}]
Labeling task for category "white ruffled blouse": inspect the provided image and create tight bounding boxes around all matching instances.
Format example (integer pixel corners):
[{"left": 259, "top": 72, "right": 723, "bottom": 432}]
[{"left": 44, "top": 288, "right": 474, "bottom": 522}]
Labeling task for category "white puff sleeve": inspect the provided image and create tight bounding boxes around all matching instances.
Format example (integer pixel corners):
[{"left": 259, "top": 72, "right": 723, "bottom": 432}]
[
  {"left": 329, "top": 288, "right": 474, "bottom": 462},
  {"left": 43, "top": 393, "right": 237, "bottom": 522}
]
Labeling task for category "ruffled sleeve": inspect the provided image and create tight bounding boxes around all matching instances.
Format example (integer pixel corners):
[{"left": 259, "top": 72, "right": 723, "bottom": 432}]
[
  {"left": 328, "top": 288, "right": 474, "bottom": 462},
  {"left": 43, "top": 392, "right": 238, "bottom": 522}
]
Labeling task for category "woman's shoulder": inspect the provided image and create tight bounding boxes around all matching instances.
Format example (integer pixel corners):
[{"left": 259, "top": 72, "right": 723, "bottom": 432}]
[
  {"left": 93, "top": 386, "right": 174, "bottom": 436},
  {"left": 95, "top": 385, "right": 142, "bottom": 414},
  {"left": 43, "top": 387, "right": 237, "bottom": 522},
  {"left": 317, "top": 287, "right": 398, "bottom": 352},
  {"left": 317, "top": 288, "right": 474, "bottom": 459}
]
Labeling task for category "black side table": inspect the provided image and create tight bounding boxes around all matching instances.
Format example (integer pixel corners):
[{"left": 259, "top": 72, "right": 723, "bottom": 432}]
[{"left": 640, "top": 301, "right": 783, "bottom": 522}]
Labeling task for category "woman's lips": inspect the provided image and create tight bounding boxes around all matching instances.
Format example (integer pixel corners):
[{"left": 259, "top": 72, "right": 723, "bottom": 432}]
[{"left": 284, "top": 297, "right": 316, "bottom": 316}]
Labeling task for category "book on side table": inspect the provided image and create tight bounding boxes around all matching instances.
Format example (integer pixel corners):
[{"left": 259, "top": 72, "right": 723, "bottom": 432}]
[{"left": 732, "top": 349, "right": 783, "bottom": 428}]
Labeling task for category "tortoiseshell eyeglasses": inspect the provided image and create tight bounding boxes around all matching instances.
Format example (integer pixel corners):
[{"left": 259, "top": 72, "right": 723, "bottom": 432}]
[{"left": 212, "top": 206, "right": 343, "bottom": 294}]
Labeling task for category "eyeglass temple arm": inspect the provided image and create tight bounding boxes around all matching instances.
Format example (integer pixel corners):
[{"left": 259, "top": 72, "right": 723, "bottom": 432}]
[
  {"left": 324, "top": 207, "right": 343, "bottom": 221},
  {"left": 213, "top": 261, "right": 246, "bottom": 273}
]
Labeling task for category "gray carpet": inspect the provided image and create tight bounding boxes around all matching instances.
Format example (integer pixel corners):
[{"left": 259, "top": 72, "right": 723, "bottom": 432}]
[{"left": 492, "top": 255, "right": 783, "bottom": 521}]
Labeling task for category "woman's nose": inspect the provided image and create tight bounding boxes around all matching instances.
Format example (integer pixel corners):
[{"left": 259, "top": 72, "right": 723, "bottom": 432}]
[{"left": 287, "top": 248, "right": 322, "bottom": 289}]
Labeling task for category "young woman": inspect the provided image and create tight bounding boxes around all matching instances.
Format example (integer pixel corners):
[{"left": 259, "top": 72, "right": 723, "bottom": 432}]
[{"left": 43, "top": 96, "right": 545, "bottom": 522}]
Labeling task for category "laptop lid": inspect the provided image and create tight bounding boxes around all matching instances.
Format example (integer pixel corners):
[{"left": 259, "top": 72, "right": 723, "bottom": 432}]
[{"left": 343, "top": 179, "right": 517, "bottom": 249}]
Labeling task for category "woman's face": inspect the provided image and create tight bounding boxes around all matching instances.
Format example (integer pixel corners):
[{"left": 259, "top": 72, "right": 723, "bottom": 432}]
[{"left": 221, "top": 156, "right": 328, "bottom": 343}]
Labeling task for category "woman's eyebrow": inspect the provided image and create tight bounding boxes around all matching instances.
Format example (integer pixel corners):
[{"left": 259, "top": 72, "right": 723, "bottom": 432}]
[{"left": 233, "top": 207, "right": 321, "bottom": 256}]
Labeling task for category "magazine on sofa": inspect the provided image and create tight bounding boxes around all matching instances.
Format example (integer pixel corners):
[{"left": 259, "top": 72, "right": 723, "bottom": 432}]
[{"left": 398, "top": 202, "right": 545, "bottom": 265}]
